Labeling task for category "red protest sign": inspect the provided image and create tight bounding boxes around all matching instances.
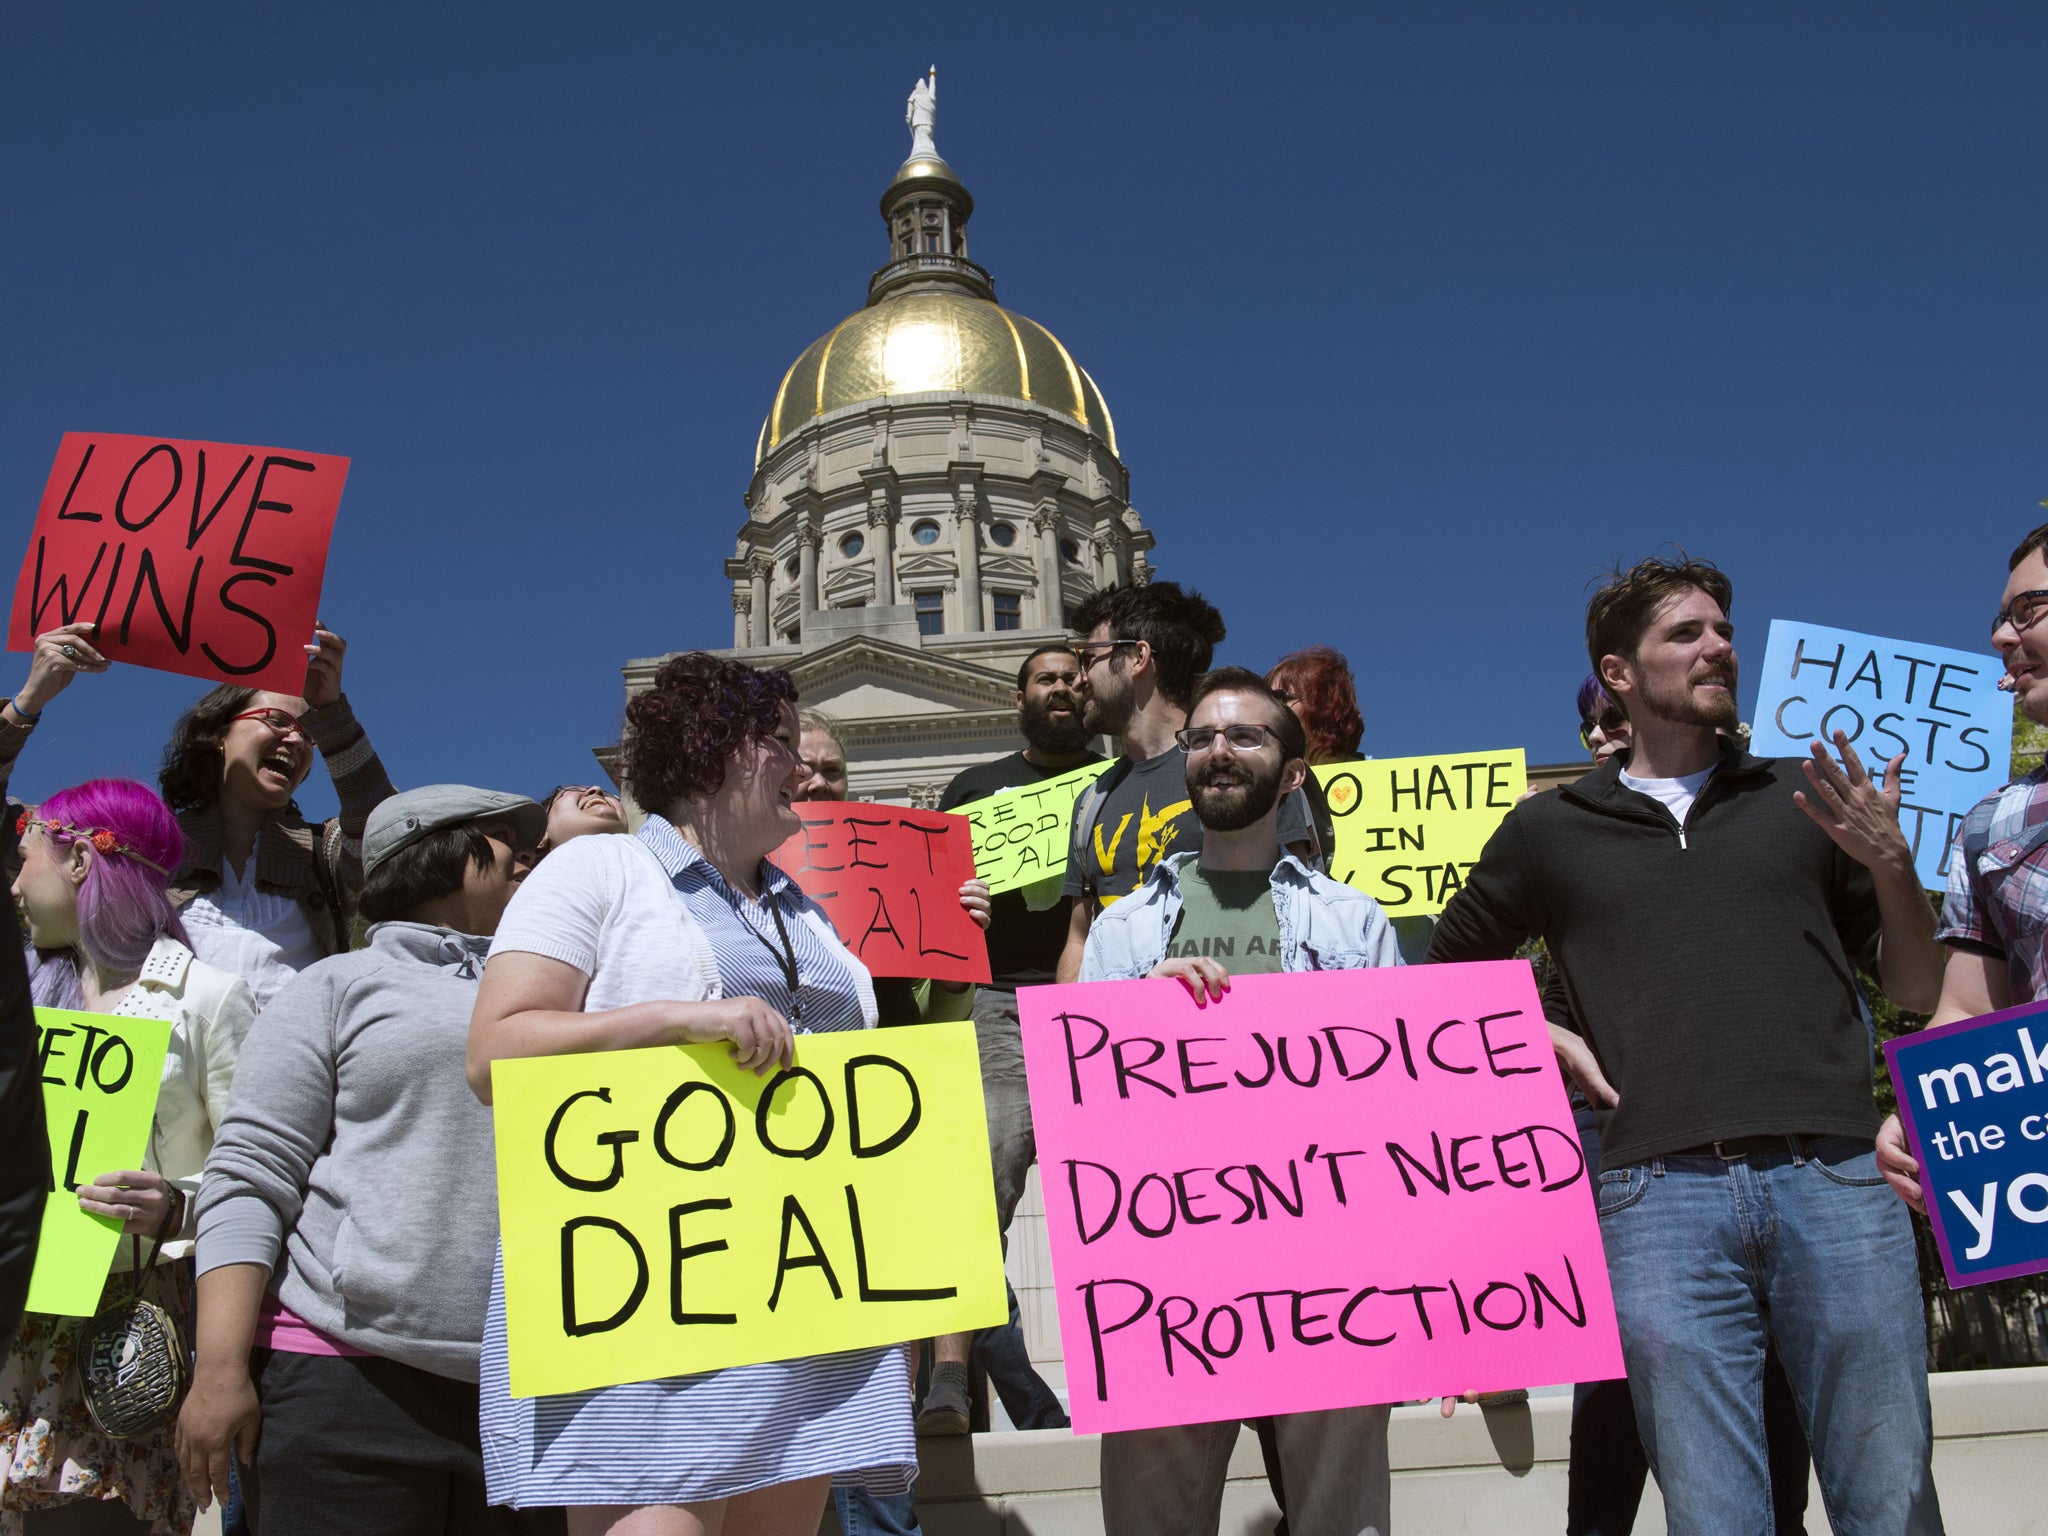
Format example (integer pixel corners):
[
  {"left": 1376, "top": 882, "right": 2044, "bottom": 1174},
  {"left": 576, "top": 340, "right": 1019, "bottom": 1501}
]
[
  {"left": 771, "top": 805, "right": 990, "bottom": 985},
  {"left": 10, "top": 432, "right": 349, "bottom": 692}
]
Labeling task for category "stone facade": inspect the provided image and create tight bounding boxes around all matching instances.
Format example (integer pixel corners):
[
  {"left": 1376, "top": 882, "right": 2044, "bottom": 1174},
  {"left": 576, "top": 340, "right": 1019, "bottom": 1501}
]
[{"left": 612, "top": 106, "right": 1149, "bottom": 807}]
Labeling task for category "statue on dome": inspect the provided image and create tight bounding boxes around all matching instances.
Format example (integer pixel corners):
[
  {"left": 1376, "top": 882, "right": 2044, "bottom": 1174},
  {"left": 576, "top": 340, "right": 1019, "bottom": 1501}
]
[{"left": 905, "top": 66, "right": 938, "bottom": 159}]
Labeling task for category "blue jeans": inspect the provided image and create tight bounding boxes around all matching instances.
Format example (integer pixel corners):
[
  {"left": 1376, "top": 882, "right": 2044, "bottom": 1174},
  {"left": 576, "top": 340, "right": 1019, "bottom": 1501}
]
[
  {"left": 832, "top": 1488, "right": 920, "bottom": 1536},
  {"left": 1597, "top": 1136, "right": 1941, "bottom": 1535}
]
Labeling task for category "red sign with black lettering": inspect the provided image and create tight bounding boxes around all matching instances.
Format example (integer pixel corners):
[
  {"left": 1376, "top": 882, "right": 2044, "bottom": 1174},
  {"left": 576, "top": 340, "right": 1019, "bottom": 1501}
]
[
  {"left": 9, "top": 432, "right": 349, "bottom": 692},
  {"left": 771, "top": 804, "right": 991, "bottom": 985}
]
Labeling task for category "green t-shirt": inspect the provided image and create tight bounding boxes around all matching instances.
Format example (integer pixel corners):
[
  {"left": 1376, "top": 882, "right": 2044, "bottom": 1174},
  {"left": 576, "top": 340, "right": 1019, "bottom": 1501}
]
[{"left": 1162, "top": 865, "right": 1285, "bottom": 973}]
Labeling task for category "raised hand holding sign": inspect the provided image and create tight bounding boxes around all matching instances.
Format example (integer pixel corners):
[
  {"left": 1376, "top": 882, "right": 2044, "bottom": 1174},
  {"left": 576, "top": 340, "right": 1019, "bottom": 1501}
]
[{"left": 10, "top": 432, "right": 349, "bottom": 692}]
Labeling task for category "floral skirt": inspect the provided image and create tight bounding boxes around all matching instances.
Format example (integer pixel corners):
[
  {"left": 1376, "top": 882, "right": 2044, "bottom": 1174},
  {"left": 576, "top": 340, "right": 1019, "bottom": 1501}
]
[{"left": 0, "top": 1259, "right": 195, "bottom": 1535}]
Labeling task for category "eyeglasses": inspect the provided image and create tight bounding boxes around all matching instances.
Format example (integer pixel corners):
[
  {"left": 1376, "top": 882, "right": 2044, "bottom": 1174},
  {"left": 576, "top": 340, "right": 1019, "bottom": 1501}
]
[
  {"left": 14, "top": 809, "right": 170, "bottom": 875},
  {"left": 1993, "top": 589, "right": 2048, "bottom": 641},
  {"left": 1578, "top": 709, "right": 1629, "bottom": 750},
  {"left": 1175, "top": 723, "right": 1284, "bottom": 754},
  {"left": 231, "top": 707, "right": 307, "bottom": 739},
  {"left": 1074, "top": 639, "right": 1138, "bottom": 673}
]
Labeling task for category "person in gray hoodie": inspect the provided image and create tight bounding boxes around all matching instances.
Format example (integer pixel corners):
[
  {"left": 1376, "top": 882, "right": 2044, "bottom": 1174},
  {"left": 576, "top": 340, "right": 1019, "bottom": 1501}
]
[{"left": 174, "top": 785, "right": 559, "bottom": 1536}]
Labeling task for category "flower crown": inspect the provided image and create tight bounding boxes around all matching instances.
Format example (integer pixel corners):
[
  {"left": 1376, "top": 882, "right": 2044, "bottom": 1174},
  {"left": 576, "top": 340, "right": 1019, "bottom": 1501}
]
[{"left": 15, "top": 809, "right": 171, "bottom": 876}]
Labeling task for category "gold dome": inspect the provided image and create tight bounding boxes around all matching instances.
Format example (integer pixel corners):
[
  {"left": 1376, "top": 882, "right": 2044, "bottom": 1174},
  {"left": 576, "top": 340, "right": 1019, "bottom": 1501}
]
[{"left": 757, "top": 290, "right": 1117, "bottom": 466}]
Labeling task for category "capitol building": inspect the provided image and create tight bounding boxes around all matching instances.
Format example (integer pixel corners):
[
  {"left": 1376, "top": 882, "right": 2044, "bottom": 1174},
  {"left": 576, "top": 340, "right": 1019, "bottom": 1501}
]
[{"left": 614, "top": 78, "right": 1150, "bottom": 805}]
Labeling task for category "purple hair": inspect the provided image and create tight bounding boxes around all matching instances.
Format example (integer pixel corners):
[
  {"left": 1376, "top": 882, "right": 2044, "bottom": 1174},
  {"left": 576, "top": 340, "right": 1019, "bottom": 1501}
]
[
  {"left": 26, "top": 778, "right": 190, "bottom": 1008},
  {"left": 1575, "top": 672, "right": 1613, "bottom": 727}
]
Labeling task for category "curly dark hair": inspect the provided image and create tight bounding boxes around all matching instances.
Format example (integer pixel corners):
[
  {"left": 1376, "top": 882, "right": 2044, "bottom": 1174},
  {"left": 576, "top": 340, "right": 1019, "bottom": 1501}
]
[
  {"left": 158, "top": 684, "right": 265, "bottom": 813},
  {"left": 1584, "top": 553, "right": 1733, "bottom": 675},
  {"left": 624, "top": 652, "right": 799, "bottom": 812},
  {"left": 1263, "top": 645, "right": 1363, "bottom": 764}
]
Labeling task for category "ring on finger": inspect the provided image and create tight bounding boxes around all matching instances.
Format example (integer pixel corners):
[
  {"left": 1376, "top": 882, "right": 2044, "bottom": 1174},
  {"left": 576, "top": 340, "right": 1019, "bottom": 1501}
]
[{"left": 60, "top": 645, "right": 78, "bottom": 661}]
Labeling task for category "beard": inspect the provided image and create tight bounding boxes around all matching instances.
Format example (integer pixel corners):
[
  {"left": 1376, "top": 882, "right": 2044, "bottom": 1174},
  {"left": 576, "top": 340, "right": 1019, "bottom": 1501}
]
[
  {"left": 1635, "top": 661, "right": 1739, "bottom": 731},
  {"left": 1189, "top": 753, "right": 1286, "bottom": 832},
  {"left": 1021, "top": 689, "right": 1092, "bottom": 755},
  {"left": 1081, "top": 665, "right": 1133, "bottom": 737}
]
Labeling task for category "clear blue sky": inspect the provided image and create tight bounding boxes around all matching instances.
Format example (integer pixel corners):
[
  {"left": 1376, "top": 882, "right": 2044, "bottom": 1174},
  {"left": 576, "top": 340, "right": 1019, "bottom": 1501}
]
[{"left": 3, "top": 3, "right": 2042, "bottom": 817}]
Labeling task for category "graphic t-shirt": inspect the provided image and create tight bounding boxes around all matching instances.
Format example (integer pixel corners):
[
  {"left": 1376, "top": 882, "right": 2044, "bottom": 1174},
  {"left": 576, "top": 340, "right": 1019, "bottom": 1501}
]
[
  {"left": 1063, "top": 748, "right": 1201, "bottom": 907},
  {"left": 939, "top": 749, "right": 1105, "bottom": 989},
  {"left": 1163, "top": 864, "right": 1285, "bottom": 974}
]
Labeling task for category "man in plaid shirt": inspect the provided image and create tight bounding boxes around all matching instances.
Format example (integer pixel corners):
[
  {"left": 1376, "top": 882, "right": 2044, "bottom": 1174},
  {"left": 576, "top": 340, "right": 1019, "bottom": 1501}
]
[{"left": 1880, "top": 519, "right": 2048, "bottom": 1210}]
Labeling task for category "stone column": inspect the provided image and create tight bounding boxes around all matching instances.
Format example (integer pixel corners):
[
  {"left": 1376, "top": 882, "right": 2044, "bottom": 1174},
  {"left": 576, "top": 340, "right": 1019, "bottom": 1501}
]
[
  {"left": 1033, "top": 507, "right": 1062, "bottom": 628},
  {"left": 868, "top": 491, "right": 899, "bottom": 607},
  {"left": 798, "top": 523, "right": 821, "bottom": 617},
  {"left": 1093, "top": 533, "right": 1117, "bottom": 588},
  {"left": 731, "top": 589, "right": 750, "bottom": 649},
  {"left": 954, "top": 488, "right": 983, "bottom": 633},
  {"left": 747, "top": 557, "right": 771, "bottom": 647}
]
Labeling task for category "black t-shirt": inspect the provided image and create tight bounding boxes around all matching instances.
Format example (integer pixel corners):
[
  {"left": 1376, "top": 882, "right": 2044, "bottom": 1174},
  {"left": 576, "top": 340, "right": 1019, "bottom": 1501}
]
[{"left": 940, "top": 749, "right": 1105, "bottom": 990}]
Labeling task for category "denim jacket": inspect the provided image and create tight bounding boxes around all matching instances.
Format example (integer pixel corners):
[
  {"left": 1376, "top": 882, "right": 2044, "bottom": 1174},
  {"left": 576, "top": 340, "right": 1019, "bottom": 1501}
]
[{"left": 1080, "top": 850, "right": 1403, "bottom": 981}]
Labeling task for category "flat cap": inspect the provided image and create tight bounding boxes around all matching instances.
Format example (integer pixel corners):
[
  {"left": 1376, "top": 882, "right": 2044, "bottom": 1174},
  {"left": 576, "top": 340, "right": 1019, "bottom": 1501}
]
[{"left": 363, "top": 785, "right": 546, "bottom": 875}]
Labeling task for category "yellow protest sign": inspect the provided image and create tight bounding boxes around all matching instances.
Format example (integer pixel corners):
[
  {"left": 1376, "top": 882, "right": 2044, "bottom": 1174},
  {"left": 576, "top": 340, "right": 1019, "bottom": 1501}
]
[
  {"left": 26, "top": 1010, "right": 174, "bottom": 1316},
  {"left": 958, "top": 760, "right": 1112, "bottom": 894},
  {"left": 491, "top": 1021, "right": 1008, "bottom": 1398},
  {"left": 1315, "top": 750, "right": 1527, "bottom": 916}
]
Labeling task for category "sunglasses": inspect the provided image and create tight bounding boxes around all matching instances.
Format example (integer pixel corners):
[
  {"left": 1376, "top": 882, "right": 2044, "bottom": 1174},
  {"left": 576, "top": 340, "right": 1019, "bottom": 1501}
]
[{"left": 1579, "top": 709, "right": 1629, "bottom": 750}]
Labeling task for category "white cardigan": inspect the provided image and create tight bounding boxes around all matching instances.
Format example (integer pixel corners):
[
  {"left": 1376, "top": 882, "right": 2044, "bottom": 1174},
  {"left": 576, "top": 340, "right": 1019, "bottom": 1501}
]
[{"left": 100, "top": 936, "right": 258, "bottom": 1265}]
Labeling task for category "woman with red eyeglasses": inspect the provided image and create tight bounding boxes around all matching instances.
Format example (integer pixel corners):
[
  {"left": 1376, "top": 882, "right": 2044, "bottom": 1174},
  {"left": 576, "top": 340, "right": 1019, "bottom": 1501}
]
[{"left": 2, "top": 620, "right": 395, "bottom": 1007}]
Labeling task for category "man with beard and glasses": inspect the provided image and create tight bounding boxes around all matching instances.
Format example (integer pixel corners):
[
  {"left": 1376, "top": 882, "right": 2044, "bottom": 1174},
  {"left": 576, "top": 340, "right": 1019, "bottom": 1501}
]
[
  {"left": 910, "top": 647, "right": 1101, "bottom": 1437},
  {"left": 1080, "top": 667, "right": 1400, "bottom": 1536},
  {"left": 1429, "top": 555, "right": 1947, "bottom": 1536}
]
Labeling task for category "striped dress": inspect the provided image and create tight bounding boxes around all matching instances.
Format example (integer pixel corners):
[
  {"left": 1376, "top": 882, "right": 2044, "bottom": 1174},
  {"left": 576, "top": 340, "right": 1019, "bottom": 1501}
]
[{"left": 479, "top": 819, "right": 915, "bottom": 1508}]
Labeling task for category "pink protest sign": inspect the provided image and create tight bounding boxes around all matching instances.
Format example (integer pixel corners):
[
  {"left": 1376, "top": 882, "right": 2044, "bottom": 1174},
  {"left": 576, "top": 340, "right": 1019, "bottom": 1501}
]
[{"left": 1017, "top": 962, "right": 1625, "bottom": 1434}]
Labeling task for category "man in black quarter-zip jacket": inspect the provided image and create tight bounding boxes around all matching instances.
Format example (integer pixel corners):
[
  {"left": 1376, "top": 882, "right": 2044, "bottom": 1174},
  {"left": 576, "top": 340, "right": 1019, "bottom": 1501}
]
[{"left": 1430, "top": 553, "right": 1947, "bottom": 1536}]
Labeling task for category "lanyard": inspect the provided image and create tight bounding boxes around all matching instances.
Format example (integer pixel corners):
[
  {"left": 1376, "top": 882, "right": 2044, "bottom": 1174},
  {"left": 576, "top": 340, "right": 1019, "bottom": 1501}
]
[{"left": 737, "top": 885, "right": 804, "bottom": 1026}]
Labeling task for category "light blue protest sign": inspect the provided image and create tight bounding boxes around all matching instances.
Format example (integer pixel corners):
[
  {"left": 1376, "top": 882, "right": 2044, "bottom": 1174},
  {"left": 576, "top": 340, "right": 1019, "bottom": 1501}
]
[{"left": 1749, "top": 619, "right": 2012, "bottom": 889}]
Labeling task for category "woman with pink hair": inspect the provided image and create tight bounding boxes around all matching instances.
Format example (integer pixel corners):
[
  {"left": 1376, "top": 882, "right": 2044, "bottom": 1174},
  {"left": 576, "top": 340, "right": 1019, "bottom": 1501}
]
[{"left": 0, "top": 779, "right": 256, "bottom": 1534}]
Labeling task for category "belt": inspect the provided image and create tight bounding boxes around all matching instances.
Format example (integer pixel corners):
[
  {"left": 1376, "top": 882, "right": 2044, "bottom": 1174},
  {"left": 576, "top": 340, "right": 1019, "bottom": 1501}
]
[{"left": 1669, "top": 1134, "right": 1811, "bottom": 1160}]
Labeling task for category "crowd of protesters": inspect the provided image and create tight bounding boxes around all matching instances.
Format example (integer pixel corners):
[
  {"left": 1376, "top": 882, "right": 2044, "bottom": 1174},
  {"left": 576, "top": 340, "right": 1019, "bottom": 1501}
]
[{"left": 1, "top": 523, "right": 2044, "bottom": 1536}]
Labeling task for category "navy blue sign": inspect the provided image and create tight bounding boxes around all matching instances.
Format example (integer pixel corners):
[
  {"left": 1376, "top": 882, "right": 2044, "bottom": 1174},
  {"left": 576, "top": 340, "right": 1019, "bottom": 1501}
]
[{"left": 1885, "top": 999, "right": 2048, "bottom": 1287}]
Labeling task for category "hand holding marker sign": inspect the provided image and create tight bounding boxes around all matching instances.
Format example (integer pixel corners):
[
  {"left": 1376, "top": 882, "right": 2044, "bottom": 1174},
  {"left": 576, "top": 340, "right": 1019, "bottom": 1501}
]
[
  {"left": 770, "top": 804, "right": 990, "bottom": 984},
  {"left": 9, "top": 432, "right": 348, "bottom": 692},
  {"left": 26, "top": 1010, "right": 174, "bottom": 1315},
  {"left": 1750, "top": 620, "right": 2011, "bottom": 890},
  {"left": 491, "top": 1025, "right": 1006, "bottom": 1396},
  {"left": 956, "top": 760, "right": 1111, "bottom": 894},
  {"left": 1017, "top": 963, "right": 1623, "bottom": 1433},
  {"left": 1886, "top": 1000, "right": 2048, "bottom": 1288},
  {"left": 1314, "top": 751, "right": 1526, "bottom": 916}
]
